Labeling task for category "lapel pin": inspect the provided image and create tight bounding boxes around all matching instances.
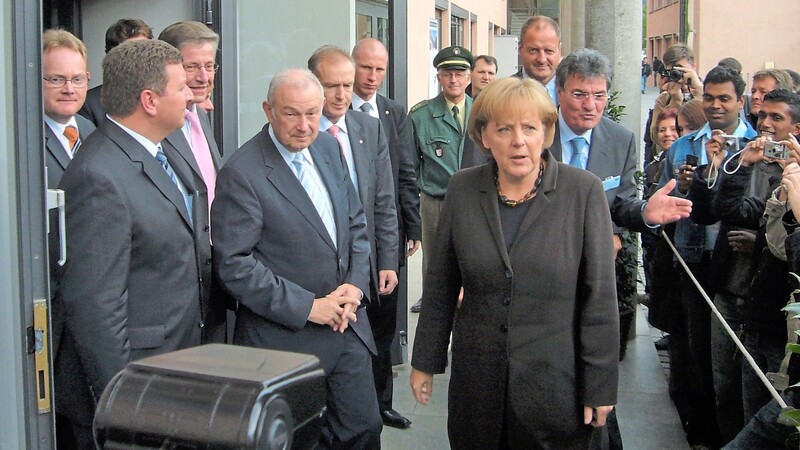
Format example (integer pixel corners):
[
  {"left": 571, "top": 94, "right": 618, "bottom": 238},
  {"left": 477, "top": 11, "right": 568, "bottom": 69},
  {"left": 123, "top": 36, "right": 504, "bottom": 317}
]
[{"left": 359, "top": 139, "right": 364, "bottom": 144}]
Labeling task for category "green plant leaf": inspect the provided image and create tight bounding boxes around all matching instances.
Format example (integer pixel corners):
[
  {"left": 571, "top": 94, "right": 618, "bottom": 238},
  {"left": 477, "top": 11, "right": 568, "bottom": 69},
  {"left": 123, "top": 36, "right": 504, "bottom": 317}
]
[
  {"left": 788, "top": 343, "right": 800, "bottom": 354},
  {"left": 778, "top": 408, "right": 800, "bottom": 427}
]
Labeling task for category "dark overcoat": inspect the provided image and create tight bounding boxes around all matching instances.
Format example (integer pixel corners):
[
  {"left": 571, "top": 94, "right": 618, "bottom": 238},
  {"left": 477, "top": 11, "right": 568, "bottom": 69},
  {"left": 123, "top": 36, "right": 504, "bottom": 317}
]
[{"left": 412, "top": 153, "right": 619, "bottom": 449}]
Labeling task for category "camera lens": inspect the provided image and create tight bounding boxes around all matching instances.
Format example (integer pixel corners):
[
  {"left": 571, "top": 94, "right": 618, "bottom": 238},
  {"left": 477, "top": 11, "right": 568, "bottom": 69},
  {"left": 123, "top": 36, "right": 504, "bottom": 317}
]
[{"left": 669, "top": 68, "right": 683, "bottom": 82}]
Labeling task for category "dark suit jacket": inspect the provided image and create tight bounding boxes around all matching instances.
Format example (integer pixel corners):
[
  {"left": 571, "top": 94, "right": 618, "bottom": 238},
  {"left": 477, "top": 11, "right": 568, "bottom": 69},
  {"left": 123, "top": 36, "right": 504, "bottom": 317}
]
[
  {"left": 343, "top": 110, "right": 398, "bottom": 293},
  {"left": 550, "top": 116, "right": 647, "bottom": 232},
  {"left": 77, "top": 85, "right": 104, "bottom": 126},
  {"left": 162, "top": 134, "right": 227, "bottom": 344},
  {"left": 44, "top": 115, "right": 95, "bottom": 357},
  {"left": 55, "top": 119, "right": 203, "bottom": 425},
  {"left": 374, "top": 94, "right": 421, "bottom": 260},
  {"left": 212, "top": 125, "right": 376, "bottom": 356},
  {"left": 412, "top": 155, "right": 618, "bottom": 448}
]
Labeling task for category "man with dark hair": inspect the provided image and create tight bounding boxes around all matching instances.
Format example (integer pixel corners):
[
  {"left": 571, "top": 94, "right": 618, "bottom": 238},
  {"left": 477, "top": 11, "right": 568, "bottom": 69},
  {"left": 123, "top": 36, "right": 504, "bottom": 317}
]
[
  {"left": 652, "top": 55, "right": 663, "bottom": 86},
  {"left": 351, "top": 37, "right": 420, "bottom": 430},
  {"left": 78, "top": 18, "right": 152, "bottom": 125},
  {"left": 786, "top": 69, "right": 800, "bottom": 93},
  {"left": 658, "top": 65, "right": 758, "bottom": 448},
  {"left": 513, "top": 15, "right": 561, "bottom": 105},
  {"left": 717, "top": 57, "right": 743, "bottom": 76},
  {"left": 56, "top": 39, "right": 200, "bottom": 449},
  {"left": 466, "top": 54, "right": 497, "bottom": 97},
  {"left": 212, "top": 68, "right": 382, "bottom": 449}
]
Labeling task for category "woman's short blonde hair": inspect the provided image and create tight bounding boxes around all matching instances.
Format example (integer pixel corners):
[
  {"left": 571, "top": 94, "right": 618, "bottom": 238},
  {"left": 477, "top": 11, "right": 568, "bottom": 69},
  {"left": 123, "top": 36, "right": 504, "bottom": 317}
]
[{"left": 468, "top": 77, "right": 558, "bottom": 151}]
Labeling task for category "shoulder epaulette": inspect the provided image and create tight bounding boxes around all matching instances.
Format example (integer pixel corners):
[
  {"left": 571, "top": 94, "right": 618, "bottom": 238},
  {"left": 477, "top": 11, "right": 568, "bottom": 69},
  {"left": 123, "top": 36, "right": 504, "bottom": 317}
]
[{"left": 409, "top": 99, "right": 430, "bottom": 114}]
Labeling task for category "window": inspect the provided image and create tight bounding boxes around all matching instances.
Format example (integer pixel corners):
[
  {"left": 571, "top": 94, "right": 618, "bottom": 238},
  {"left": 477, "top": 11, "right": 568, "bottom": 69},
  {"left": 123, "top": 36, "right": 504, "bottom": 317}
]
[{"left": 451, "top": 15, "right": 464, "bottom": 47}]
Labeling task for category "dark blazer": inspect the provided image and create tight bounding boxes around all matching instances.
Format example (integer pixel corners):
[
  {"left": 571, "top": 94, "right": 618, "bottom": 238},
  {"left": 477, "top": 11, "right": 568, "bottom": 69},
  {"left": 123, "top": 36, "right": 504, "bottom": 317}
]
[
  {"left": 343, "top": 110, "right": 398, "bottom": 293},
  {"left": 77, "top": 85, "right": 104, "bottom": 126},
  {"left": 211, "top": 125, "right": 376, "bottom": 355},
  {"left": 412, "top": 155, "right": 619, "bottom": 448},
  {"left": 374, "top": 94, "right": 421, "bottom": 258},
  {"left": 550, "top": 116, "right": 647, "bottom": 232},
  {"left": 44, "top": 115, "right": 95, "bottom": 357},
  {"left": 55, "top": 119, "right": 204, "bottom": 426},
  {"left": 162, "top": 134, "right": 227, "bottom": 344}
]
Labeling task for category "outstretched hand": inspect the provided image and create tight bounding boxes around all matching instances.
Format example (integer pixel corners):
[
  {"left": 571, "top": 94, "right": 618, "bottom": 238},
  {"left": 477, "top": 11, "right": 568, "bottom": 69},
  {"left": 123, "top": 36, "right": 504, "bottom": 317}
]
[{"left": 644, "top": 178, "right": 693, "bottom": 225}]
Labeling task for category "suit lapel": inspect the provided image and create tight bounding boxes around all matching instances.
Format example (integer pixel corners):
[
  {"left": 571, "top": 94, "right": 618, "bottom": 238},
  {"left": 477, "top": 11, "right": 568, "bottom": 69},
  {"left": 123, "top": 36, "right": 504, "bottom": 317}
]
[
  {"left": 512, "top": 152, "right": 556, "bottom": 250},
  {"left": 550, "top": 125, "right": 564, "bottom": 162},
  {"left": 345, "top": 113, "right": 370, "bottom": 208},
  {"left": 164, "top": 130, "right": 203, "bottom": 181},
  {"left": 197, "top": 109, "right": 223, "bottom": 169},
  {"left": 586, "top": 120, "right": 609, "bottom": 175},
  {"left": 432, "top": 94, "right": 461, "bottom": 134},
  {"left": 101, "top": 121, "right": 193, "bottom": 229},
  {"left": 44, "top": 125, "right": 71, "bottom": 173},
  {"left": 259, "top": 129, "right": 337, "bottom": 252},
  {"left": 478, "top": 164, "right": 512, "bottom": 271},
  {"left": 309, "top": 142, "right": 346, "bottom": 253}
]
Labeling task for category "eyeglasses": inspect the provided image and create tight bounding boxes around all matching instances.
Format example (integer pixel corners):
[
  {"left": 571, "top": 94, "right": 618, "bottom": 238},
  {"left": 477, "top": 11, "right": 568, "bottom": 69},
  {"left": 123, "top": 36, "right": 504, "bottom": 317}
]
[
  {"left": 183, "top": 63, "right": 219, "bottom": 74},
  {"left": 568, "top": 91, "right": 609, "bottom": 102},
  {"left": 43, "top": 76, "right": 88, "bottom": 88}
]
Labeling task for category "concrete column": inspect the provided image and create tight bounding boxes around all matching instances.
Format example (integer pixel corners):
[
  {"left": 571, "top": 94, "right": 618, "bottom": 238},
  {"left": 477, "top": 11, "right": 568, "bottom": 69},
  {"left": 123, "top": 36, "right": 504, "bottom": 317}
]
[
  {"left": 570, "top": 0, "right": 585, "bottom": 52},
  {"left": 584, "top": 0, "right": 642, "bottom": 143}
]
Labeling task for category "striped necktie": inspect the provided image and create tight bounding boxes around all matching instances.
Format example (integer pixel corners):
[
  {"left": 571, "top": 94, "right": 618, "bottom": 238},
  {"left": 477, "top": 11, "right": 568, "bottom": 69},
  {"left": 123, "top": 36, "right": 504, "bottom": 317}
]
[{"left": 64, "top": 125, "right": 80, "bottom": 157}]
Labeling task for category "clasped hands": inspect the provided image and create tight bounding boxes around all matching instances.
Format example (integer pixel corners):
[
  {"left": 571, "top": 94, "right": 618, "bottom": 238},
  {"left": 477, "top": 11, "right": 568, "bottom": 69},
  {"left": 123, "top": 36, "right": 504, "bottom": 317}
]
[{"left": 308, "top": 283, "right": 362, "bottom": 333}]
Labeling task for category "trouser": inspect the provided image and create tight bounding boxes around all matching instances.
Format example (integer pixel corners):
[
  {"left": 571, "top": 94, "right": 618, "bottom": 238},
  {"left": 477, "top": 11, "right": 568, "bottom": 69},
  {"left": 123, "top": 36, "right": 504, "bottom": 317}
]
[
  {"left": 710, "top": 291, "right": 744, "bottom": 444},
  {"left": 741, "top": 331, "right": 786, "bottom": 424},
  {"left": 419, "top": 193, "right": 445, "bottom": 293},
  {"left": 724, "top": 391, "right": 799, "bottom": 449},
  {"left": 367, "top": 282, "right": 400, "bottom": 412}
]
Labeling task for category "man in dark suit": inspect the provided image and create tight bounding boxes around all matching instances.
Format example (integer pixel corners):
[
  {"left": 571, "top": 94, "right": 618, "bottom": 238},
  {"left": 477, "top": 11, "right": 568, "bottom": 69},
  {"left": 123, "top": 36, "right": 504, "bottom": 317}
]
[
  {"left": 55, "top": 40, "right": 202, "bottom": 449},
  {"left": 41, "top": 30, "right": 96, "bottom": 371},
  {"left": 351, "top": 37, "right": 420, "bottom": 429},
  {"left": 550, "top": 48, "right": 691, "bottom": 241},
  {"left": 78, "top": 18, "right": 153, "bottom": 126},
  {"left": 212, "top": 68, "right": 382, "bottom": 449},
  {"left": 159, "top": 20, "right": 228, "bottom": 341}
]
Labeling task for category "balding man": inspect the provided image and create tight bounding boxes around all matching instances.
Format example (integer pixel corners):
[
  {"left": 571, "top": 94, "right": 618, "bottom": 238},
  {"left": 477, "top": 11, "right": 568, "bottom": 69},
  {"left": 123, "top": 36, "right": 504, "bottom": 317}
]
[
  {"left": 513, "top": 15, "right": 562, "bottom": 106},
  {"left": 212, "top": 68, "right": 382, "bottom": 449},
  {"left": 352, "top": 37, "right": 418, "bottom": 429}
]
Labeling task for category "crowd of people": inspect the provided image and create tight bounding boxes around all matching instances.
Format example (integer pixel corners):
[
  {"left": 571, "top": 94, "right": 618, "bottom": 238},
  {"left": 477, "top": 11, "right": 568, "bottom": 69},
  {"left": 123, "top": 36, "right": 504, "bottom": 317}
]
[
  {"left": 641, "top": 43, "right": 800, "bottom": 449},
  {"left": 40, "top": 11, "right": 800, "bottom": 450}
]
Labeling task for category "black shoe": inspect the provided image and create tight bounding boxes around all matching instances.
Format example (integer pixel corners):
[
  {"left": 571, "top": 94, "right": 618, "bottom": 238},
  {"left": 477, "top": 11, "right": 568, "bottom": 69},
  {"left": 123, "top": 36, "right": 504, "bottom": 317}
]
[
  {"left": 654, "top": 335, "right": 669, "bottom": 351},
  {"left": 381, "top": 409, "right": 412, "bottom": 429},
  {"left": 410, "top": 299, "right": 422, "bottom": 313}
]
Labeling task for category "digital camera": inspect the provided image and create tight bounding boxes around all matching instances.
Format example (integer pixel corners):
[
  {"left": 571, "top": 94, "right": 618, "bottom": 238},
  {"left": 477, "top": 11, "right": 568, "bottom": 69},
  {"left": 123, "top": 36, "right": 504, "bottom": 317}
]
[
  {"left": 764, "top": 140, "right": 789, "bottom": 159},
  {"left": 659, "top": 67, "right": 683, "bottom": 83},
  {"left": 719, "top": 135, "right": 740, "bottom": 152}
]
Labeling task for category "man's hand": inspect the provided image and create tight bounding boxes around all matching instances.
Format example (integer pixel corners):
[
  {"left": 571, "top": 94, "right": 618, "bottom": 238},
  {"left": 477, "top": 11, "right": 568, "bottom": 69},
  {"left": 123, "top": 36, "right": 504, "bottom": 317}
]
[
  {"left": 612, "top": 234, "right": 622, "bottom": 258},
  {"left": 644, "top": 178, "right": 693, "bottom": 224},
  {"left": 407, "top": 239, "right": 421, "bottom": 257},
  {"left": 584, "top": 405, "right": 615, "bottom": 427},
  {"left": 378, "top": 269, "right": 398, "bottom": 295},
  {"left": 307, "top": 295, "right": 360, "bottom": 330},
  {"left": 728, "top": 230, "right": 756, "bottom": 254},
  {"left": 317, "top": 283, "right": 363, "bottom": 332},
  {"left": 783, "top": 163, "right": 800, "bottom": 219},
  {"left": 705, "top": 130, "right": 729, "bottom": 171},
  {"left": 410, "top": 368, "right": 434, "bottom": 405},
  {"left": 738, "top": 138, "right": 768, "bottom": 167},
  {"left": 675, "top": 163, "right": 695, "bottom": 194}
]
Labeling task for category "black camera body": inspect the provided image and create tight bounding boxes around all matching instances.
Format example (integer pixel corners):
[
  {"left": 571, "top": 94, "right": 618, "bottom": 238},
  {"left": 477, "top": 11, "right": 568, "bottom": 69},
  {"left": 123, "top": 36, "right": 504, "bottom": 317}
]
[{"left": 659, "top": 67, "right": 683, "bottom": 83}]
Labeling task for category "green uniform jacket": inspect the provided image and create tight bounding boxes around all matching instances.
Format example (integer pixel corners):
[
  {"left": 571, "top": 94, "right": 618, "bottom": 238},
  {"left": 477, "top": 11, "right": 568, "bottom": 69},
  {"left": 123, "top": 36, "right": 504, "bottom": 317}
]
[{"left": 410, "top": 92, "right": 473, "bottom": 197}]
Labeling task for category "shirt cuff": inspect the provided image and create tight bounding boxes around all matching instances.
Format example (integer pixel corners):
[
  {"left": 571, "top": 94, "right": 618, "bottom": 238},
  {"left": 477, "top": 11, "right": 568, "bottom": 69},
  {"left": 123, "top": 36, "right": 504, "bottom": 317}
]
[{"left": 641, "top": 202, "right": 660, "bottom": 229}]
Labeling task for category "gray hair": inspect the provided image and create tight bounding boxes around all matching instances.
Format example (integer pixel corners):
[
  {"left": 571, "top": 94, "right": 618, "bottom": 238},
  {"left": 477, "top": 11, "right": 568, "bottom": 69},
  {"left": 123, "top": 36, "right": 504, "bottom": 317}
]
[
  {"left": 158, "top": 21, "right": 219, "bottom": 52},
  {"left": 266, "top": 68, "right": 324, "bottom": 105},
  {"left": 555, "top": 48, "right": 614, "bottom": 91},
  {"left": 308, "top": 45, "right": 354, "bottom": 76},
  {"left": 101, "top": 39, "right": 182, "bottom": 118}
]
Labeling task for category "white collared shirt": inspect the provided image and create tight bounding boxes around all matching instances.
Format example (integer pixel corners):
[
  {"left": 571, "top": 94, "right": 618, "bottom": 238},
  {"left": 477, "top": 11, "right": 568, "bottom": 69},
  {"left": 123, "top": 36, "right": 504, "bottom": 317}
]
[
  {"left": 44, "top": 114, "right": 80, "bottom": 158},
  {"left": 352, "top": 94, "right": 380, "bottom": 119},
  {"left": 558, "top": 110, "right": 594, "bottom": 169}
]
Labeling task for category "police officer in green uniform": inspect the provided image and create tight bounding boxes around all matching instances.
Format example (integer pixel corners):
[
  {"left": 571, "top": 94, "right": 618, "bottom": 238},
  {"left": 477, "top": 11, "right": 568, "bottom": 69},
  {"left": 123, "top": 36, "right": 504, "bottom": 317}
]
[{"left": 409, "top": 45, "right": 474, "bottom": 313}]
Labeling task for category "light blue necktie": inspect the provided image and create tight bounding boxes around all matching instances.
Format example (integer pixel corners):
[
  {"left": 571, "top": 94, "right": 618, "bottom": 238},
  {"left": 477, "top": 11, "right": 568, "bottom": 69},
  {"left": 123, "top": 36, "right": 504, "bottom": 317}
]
[
  {"left": 155, "top": 148, "right": 193, "bottom": 226},
  {"left": 292, "top": 153, "right": 337, "bottom": 246},
  {"left": 570, "top": 136, "right": 587, "bottom": 168}
]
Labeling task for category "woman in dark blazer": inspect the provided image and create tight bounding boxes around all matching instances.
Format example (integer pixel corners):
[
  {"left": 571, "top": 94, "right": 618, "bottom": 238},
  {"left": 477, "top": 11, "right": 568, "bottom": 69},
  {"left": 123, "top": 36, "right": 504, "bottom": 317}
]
[{"left": 410, "top": 77, "right": 620, "bottom": 449}]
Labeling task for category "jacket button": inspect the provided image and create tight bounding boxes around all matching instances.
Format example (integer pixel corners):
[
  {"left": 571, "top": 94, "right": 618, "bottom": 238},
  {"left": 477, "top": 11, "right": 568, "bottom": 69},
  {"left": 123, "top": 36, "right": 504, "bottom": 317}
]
[
  {"left": 204, "top": 225, "right": 210, "bottom": 232},
  {"left": 505, "top": 269, "right": 512, "bottom": 279},
  {"left": 206, "top": 258, "right": 212, "bottom": 265},
  {"left": 500, "top": 324, "right": 508, "bottom": 333},
  {"left": 503, "top": 297, "right": 511, "bottom": 306},
  {"left": 198, "top": 321, "right": 205, "bottom": 329}
]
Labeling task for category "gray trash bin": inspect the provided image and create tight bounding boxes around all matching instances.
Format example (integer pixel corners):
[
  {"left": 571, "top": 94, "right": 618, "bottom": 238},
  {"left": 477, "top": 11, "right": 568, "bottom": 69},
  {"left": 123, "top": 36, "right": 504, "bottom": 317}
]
[{"left": 93, "top": 344, "right": 326, "bottom": 449}]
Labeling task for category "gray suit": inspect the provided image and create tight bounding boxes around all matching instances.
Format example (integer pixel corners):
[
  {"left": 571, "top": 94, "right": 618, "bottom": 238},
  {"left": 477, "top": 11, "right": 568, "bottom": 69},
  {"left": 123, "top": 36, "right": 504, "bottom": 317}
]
[
  {"left": 342, "top": 110, "right": 399, "bottom": 295},
  {"left": 212, "top": 125, "right": 381, "bottom": 448},
  {"left": 55, "top": 119, "right": 204, "bottom": 439},
  {"left": 550, "top": 116, "right": 647, "bottom": 232},
  {"left": 44, "top": 115, "right": 95, "bottom": 358}
]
